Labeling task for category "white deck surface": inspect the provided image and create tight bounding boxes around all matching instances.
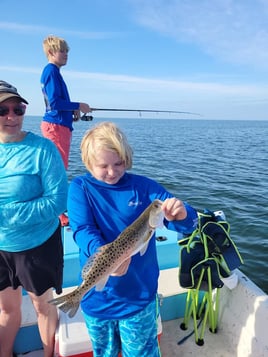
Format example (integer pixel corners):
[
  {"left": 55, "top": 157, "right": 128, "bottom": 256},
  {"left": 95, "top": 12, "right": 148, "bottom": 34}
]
[{"left": 161, "top": 318, "right": 235, "bottom": 357}]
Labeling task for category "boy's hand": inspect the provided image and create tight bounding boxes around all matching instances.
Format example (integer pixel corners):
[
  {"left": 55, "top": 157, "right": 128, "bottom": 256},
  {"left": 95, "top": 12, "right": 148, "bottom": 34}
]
[{"left": 162, "top": 197, "right": 187, "bottom": 221}]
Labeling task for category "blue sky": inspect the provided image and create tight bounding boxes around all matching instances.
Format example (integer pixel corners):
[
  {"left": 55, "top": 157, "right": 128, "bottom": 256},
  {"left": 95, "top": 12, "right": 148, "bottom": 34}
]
[{"left": 1, "top": 0, "right": 268, "bottom": 120}]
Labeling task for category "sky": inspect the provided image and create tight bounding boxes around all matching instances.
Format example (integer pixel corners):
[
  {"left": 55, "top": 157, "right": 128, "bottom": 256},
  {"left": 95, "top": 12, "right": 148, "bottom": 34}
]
[{"left": 1, "top": 0, "right": 268, "bottom": 120}]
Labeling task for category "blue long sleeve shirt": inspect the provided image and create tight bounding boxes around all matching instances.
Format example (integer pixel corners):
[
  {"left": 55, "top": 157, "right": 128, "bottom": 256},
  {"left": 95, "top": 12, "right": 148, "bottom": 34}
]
[
  {"left": 68, "top": 172, "right": 197, "bottom": 319},
  {"left": 41, "top": 63, "right": 80, "bottom": 131},
  {"left": 0, "top": 132, "right": 68, "bottom": 252}
]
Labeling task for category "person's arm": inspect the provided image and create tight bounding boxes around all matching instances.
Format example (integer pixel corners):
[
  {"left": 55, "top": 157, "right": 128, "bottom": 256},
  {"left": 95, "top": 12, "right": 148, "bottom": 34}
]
[{"left": 67, "top": 178, "right": 106, "bottom": 256}]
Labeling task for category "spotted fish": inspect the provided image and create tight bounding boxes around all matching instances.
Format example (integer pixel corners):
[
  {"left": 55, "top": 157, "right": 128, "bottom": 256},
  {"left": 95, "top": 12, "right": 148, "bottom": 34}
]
[{"left": 49, "top": 199, "right": 164, "bottom": 317}]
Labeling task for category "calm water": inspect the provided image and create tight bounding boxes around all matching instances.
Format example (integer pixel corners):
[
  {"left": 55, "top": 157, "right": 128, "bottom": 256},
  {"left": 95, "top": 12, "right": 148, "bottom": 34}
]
[{"left": 24, "top": 116, "right": 268, "bottom": 293}]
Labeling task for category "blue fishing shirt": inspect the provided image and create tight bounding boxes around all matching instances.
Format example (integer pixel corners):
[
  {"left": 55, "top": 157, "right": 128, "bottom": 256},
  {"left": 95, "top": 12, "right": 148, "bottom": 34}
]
[
  {"left": 41, "top": 63, "right": 80, "bottom": 131},
  {"left": 0, "top": 132, "right": 68, "bottom": 252},
  {"left": 68, "top": 172, "right": 197, "bottom": 319}
]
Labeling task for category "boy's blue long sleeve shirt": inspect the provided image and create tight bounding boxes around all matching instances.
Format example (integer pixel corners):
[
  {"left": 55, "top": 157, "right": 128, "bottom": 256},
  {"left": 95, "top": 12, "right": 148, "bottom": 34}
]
[
  {"left": 41, "top": 63, "right": 80, "bottom": 131},
  {"left": 68, "top": 172, "right": 197, "bottom": 319}
]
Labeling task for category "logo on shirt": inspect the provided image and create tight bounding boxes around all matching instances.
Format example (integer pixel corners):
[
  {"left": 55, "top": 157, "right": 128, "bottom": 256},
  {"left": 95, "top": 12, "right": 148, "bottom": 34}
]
[{"left": 128, "top": 200, "right": 143, "bottom": 207}]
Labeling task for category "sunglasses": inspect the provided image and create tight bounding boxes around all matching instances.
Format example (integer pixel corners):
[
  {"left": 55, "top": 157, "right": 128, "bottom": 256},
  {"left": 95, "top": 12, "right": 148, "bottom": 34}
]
[{"left": 0, "top": 105, "right": 26, "bottom": 117}]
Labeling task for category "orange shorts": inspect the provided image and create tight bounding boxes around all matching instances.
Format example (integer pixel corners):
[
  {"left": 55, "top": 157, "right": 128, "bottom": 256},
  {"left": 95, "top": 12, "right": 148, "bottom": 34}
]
[{"left": 41, "top": 122, "right": 71, "bottom": 169}]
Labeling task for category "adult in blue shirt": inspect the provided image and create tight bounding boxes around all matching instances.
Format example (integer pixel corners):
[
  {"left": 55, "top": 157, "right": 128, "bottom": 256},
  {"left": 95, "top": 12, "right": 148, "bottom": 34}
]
[
  {"left": 68, "top": 121, "right": 198, "bottom": 357},
  {"left": 0, "top": 80, "right": 68, "bottom": 357}
]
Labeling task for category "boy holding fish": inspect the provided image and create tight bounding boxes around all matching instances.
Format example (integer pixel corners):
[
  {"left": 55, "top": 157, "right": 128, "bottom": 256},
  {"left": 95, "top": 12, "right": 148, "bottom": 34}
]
[{"left": 65, "top": 122, "right": 198, "bottom": 356}]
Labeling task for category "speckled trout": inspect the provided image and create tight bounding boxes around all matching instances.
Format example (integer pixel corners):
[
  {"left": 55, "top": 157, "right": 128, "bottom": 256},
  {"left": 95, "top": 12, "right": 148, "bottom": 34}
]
[{"left": 49, "top": 199, "right": 164, "bottom": 317}]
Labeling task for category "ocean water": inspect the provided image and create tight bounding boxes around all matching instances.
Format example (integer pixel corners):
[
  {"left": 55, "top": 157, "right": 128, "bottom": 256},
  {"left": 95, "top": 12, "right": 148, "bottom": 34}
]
[{"left": 24, "top": 116, "right": 268, "bottom": 293}]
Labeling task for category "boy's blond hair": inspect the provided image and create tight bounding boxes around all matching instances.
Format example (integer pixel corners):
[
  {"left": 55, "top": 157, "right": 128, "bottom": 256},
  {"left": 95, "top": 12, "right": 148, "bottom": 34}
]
[
  {"left": 81, "top": 122, "right": 133, "bottom": 172},
  {"left": 43, "top": 35, "right": 70, "bottom": 58}
]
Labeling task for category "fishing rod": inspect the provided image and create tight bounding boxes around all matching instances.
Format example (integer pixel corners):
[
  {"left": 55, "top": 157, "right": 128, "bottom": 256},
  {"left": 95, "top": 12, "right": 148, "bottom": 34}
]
[{"left": 80, "top": 107, "right": 201, "bottom": 121}]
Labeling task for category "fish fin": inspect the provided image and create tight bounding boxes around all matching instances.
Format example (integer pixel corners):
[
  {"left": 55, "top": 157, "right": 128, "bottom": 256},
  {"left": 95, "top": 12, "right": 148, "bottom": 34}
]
[
  {"left": 67, "top": 304, "right": 80, "bottom": 318},
  {"left": 48, "top": 289, "right": 81, "bottom": 318},
  {"left": 58, "top": 300, "right": 80, "bottom": 318},
  {"left": 138, "top": 228, "right": 156, "bottom": 256},
  {"left": 95, "top": 276, "right": 109, "bottom": 291},
  {"left": 48, "top": 292, "right": 72, "bottom": 306},
  {"left": 139, "top": 242, "right": 149, "bottom": 256}
]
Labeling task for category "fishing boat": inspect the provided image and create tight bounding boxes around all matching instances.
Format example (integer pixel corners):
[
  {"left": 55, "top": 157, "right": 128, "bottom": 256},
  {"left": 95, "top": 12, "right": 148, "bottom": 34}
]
[{"left": 14, "top": 223, "right": 268, "bottom": 357}]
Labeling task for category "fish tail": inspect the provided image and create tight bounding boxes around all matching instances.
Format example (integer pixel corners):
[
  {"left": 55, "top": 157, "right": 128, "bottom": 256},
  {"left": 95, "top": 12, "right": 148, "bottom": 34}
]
[
  {"left": 59, "top": 300, "right": 80, "bottom": 318},
  {"left": 48, "top": 291, "right": 81, "bottom": 318}
]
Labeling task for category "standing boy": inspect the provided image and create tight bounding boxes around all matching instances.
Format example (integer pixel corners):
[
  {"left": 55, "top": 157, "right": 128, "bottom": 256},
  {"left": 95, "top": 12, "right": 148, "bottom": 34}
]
[
  {"left": 41, "top": 35, "right": 91, "bottom": 169},
  {"left": 41, "top": 35, "right": 91, "bottom": 226}
]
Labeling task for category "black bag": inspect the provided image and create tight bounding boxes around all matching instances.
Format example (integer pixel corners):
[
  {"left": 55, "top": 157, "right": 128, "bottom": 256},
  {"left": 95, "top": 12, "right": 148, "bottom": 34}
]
[{"left": 178, "top": 210, "right": 243, "bottom": 290}]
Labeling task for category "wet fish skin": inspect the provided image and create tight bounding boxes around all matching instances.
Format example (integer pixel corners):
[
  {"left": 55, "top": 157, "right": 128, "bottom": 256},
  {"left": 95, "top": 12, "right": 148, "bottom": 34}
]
[{"left": 49, "top": 199, "right": 164, "bottom": 317}]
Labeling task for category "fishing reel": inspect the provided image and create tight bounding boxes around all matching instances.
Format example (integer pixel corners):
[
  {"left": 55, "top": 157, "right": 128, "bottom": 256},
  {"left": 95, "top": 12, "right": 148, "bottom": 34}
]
[{"left": 81, "top": 114, "right": 93, "bottom": 121}]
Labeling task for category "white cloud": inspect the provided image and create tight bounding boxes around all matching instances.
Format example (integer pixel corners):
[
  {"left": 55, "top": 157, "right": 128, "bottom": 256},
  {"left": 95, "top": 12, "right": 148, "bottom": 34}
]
[
  {"left": 2, "top": 64, "right": 267, "bottom": 101},
  {"left": 0, "top": 21, "right": 122, "bottom": 39},
  {"left": 129, "top": 0, "right": 268, "bottom": 69}
]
